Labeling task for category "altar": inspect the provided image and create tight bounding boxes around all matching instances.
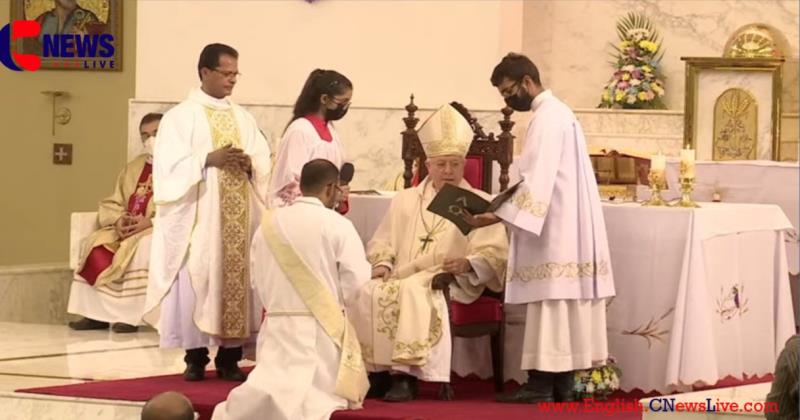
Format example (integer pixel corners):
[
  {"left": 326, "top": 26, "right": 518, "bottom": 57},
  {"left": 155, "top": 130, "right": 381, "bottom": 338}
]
[
  {"left": 660, "top": 159, "right": 799, "bottom": 274},
  {"left": 346, "top": 194, "right": 795, "bottom": 393}
]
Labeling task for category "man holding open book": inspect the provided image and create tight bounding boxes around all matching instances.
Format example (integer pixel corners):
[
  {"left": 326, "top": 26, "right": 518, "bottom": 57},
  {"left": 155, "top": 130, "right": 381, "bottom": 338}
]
[{"left": 465, "top": 53, "right": 616, "bottom": 404}]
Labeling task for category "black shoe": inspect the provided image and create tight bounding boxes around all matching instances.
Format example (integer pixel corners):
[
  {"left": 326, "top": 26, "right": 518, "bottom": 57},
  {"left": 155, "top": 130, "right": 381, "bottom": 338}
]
[
  {"left": 383, "top": 374, "right": 418, "bottom": 402},
  {"left": 554, "top": 371, "right": 576, "bottom": 402},
  {"left": 438, "top": 383, "right": 455, "bottom": 401},
  {"left": 216, "top": 364, "right": 247, "bottom": 381},
  {"left": 366, "top": 372, "right": 392, "bottom": 399},
  {"left": 496, "top": 370, "right": 555, "bottom": 404},
  {"left": 185, "top": 348, "right": 211, "bottom": 367},
  {"left": 68, "top": 317, "right": 109, "bottom": 331},
  {"left": 183, "top": 364, "right": 205, "bottom": 381},
  {"left": 111, "top": 323, "right": 139, "bottom": 333}
]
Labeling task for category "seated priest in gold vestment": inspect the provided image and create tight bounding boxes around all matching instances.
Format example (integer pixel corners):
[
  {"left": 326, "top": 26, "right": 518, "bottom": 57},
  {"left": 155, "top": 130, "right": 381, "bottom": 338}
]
[
  {"left": 349, "top": 104, "right": 508, "bottom": 402},
  {"left": 68, "top": 113, "right": 163, "bottom": 333}
]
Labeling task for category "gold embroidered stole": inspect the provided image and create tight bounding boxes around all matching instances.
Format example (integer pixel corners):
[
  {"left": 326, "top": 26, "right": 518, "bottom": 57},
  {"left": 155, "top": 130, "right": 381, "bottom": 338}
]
[
  {"left": 204, "top": 107, "right": 250, "bottom": 339},
  {"left": 260, "top": 211, "right": 369, "bottom": 407}
]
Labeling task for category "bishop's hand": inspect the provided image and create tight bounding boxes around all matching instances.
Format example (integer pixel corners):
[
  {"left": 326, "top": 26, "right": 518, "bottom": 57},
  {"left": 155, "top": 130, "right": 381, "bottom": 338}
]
[
  {"left": 462, "top": 210, "right": 502, "bottom": 228},
  {"left": 443, "top": 258, "right": 473, "bottom": 275}
]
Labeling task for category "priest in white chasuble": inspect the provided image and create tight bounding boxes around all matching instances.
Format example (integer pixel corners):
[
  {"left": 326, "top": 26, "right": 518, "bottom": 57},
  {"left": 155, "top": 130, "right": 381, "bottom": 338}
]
[
  {"left": 467, "top": 53, "right": 615, "bottom": 403},
  {"left": 143, "top": 43, "right": 271, "bottom": 382},
  {"left": 212, "top": 159, "right": 370, "bottom": 420},
  {"left": 69, "top": 113, "right": 163, "bottom": 334},
  {"left": 350, "top": 104, "right": 508, "bottom": 402}
]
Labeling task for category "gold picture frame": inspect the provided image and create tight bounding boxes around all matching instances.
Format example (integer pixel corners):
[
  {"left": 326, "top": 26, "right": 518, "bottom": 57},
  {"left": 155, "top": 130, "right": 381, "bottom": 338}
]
[
  {"left": 10, "top": 0, "right": 123, "bottom": 71},
  {"left": 681, "top": 57, "right": 783, "bottom": 161}
]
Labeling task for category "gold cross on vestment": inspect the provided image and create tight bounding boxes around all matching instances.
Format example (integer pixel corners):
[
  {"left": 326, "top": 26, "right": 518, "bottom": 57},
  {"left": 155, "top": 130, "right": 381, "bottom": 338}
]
[{"left": 419, "top": 234, "right": 435, "bottom": 252}]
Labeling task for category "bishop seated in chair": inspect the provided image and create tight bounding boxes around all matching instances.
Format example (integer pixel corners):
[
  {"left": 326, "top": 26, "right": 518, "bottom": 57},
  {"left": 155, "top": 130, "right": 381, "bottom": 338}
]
[
  {"left": 68, "top": 113, "right": 162, "bottom": 333},
  {"left": 349, "top": 104, "right": 508, "bottom": 402}
]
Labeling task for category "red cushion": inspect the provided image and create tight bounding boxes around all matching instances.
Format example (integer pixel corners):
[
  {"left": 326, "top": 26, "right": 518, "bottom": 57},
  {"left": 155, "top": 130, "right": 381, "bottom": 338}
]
[
  {"left": 463, "top": 155, "right": 484, "bottom": 190},
  {"left": 449, "top": 295, "right": 503, "bottom": 326}
]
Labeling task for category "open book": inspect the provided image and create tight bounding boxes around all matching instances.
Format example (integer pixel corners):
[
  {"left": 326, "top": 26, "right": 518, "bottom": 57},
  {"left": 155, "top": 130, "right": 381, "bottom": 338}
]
[{"left": 426, "top": 181, "right": 523, "bottom": 235}]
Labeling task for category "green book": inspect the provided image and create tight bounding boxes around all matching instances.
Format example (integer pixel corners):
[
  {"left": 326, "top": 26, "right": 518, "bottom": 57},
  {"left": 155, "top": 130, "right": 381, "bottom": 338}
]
[{"left": 426, "top": 181, "right": 522, "bottom": 235}]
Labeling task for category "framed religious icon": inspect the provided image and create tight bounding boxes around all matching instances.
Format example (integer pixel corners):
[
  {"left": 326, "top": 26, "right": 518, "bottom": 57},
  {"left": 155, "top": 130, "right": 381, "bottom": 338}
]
[
  {"left": 10, "top": 0, "right": 123, "bottom": 71},
  {"left": 681, "top": 56, "right": 783, "bottom": 161}
]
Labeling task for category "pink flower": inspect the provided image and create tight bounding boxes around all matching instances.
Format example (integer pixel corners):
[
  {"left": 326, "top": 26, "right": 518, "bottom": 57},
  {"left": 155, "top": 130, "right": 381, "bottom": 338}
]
[{"left": 617, "top": 81, "right": 630, "bottom": 90}]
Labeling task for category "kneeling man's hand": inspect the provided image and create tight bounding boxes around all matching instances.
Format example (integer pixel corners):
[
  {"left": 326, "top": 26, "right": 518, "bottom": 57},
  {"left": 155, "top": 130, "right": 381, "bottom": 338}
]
[{"left": 371, "top": 265, "right": 391, "bottom": 281}]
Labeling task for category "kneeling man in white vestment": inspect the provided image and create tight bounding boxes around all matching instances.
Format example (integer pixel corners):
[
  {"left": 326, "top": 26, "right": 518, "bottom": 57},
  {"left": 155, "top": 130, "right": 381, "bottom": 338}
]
[
  {"left": 350, "top": 104, "right": 508, "bottom": 402},
  {"left": 212, "top": 159, "right": 370, "bottom": 420}
]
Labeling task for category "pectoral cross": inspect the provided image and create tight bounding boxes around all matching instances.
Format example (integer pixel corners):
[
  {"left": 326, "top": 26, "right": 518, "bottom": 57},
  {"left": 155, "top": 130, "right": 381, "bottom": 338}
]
[{"left": 419, "top": 234, "right": 434, "bottom": 252}]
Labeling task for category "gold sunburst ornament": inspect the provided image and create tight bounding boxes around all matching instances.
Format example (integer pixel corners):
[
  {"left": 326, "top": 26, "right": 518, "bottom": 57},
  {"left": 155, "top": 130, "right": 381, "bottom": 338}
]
[{"left": 723, "top": 23, "right": 787, "bottom": 59}]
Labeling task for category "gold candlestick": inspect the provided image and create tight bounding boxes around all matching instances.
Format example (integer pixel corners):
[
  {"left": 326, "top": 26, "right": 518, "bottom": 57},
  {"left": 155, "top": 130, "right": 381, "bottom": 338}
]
[
  {"left": 673, "top": 177, "right": 700, "bottom": 208},
  {"left": 642, "top": 171, "right": 667, "bottom": 206}
]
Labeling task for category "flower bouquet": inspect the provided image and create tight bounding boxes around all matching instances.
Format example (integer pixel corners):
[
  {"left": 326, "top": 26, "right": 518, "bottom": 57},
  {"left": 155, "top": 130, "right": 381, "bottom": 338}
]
[
  {"left": 574, "top": 358, "right": 622, "bottom": 400},
  {"left": 598, "top": 12, "right": 666, "bottom": 109}
]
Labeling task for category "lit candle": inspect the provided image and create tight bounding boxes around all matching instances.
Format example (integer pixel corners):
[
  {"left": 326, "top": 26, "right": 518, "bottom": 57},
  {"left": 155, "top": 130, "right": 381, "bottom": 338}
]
[{"left": 680, "top": 146, "right": 695, "bottom": 179}]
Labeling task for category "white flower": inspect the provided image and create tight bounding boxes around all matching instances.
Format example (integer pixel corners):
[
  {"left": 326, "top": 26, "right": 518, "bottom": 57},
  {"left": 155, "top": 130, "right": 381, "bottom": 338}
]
[
  {"left": 626, "top": 28, "right": 651, "bottom": 41},
  {"left": 630, "top": 79, "right": 642, "bottom": 86},
  {"left": 627, "top": 95, "right": 637, "bottom": 104},
  {"left": 586, "top": 382, "right": 595, "bottom": 393}
]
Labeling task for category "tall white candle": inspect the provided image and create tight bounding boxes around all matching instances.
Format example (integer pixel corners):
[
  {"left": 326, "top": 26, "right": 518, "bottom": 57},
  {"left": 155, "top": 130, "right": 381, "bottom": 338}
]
[
  {"left": 651, "top": 154, "right": 666, "bottom": 172},
  {"left": 680, "top": 146, "right": 695, "bottom": 178}
]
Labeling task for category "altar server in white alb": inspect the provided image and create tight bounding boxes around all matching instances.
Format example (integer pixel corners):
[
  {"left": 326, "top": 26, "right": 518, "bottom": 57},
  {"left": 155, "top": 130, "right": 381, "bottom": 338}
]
[
  {"left": 212, "top": 159, "right": 370, "bottom": 420},
  {"left": 269, "top": 69, "right": 353, "bottom": 213},
  {"left": 466, "top": 53, "right": 615, "bottom": 403},
  {"left": 144, "top": 43, "right": 271, "bottom": 382}
]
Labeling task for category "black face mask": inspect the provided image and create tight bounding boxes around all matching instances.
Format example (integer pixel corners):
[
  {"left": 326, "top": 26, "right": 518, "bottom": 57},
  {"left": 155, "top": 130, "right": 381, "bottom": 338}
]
[
  {"left": 504, "top": 83, "right": 534, "bottom": 112},
  {"left": 325, "top": 103, "right": 349, "bottom": 121}
]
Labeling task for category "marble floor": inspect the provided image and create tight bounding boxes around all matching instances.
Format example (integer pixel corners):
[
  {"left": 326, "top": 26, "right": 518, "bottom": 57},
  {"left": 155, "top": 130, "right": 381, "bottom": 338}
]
[
  {"left": 0, "top": 322, "right": 187, "bottom": 420},
  {"left": 0, "top": 322, "right": 186, "bottom": 391}
]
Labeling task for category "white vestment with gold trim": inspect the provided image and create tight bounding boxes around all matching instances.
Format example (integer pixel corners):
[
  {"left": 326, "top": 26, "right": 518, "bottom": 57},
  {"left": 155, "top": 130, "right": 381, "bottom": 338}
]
[
  {"left": 143, "top": 88, "right": 271, "bottom": 348},
  {"left": 212, "top": 197, "right": 370, "bottom": 420},
  {"left": 350, "top": 179, "right": 507, "bottom": 382}
]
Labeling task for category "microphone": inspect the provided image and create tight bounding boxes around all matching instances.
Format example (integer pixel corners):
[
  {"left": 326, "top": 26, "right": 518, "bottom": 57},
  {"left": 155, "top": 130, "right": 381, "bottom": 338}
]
[
  {"left": 340, "top": 162, "right": 354, "bottom": 185},
  {"left": 337, "top": 163, "right": 354, "bottom": 215}
]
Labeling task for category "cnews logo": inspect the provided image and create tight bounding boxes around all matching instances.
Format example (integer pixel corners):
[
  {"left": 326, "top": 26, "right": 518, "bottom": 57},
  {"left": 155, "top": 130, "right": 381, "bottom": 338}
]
[{"left": 1, "top": 20, "right": 116, "bottom": 71}]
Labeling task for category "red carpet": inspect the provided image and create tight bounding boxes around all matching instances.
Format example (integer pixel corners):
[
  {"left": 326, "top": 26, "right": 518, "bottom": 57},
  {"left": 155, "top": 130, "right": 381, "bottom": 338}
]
[{"left": 17, "top": 370, "right": 772, "bottom": 420}]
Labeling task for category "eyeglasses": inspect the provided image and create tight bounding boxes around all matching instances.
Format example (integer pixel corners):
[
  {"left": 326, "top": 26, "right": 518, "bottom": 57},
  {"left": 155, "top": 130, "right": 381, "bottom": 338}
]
[
  {"left": 330, "top": 97, "right": 351, "bottom": 107},
  {"left": 212, "top": 69, "right": 242, "bottom": 79},
  {"left": 499, "top": 81, "right": 521, "bottom": 98}
]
